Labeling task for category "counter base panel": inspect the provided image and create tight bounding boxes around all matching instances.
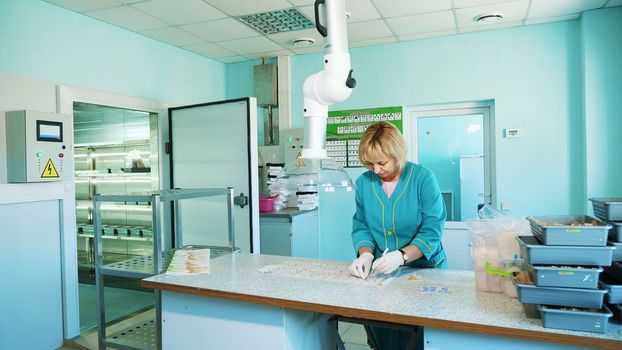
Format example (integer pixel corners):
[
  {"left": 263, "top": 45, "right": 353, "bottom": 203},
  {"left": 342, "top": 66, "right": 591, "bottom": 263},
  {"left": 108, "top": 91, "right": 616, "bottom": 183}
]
[{"left": 161, "top": 291, "right": 334, "bottom": 350}]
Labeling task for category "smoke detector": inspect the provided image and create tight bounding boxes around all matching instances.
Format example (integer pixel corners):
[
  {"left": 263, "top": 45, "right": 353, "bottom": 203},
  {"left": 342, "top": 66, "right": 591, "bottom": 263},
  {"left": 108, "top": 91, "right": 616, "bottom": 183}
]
[{"left": 292, "top": 38, "right": 316, "bottom": 48}]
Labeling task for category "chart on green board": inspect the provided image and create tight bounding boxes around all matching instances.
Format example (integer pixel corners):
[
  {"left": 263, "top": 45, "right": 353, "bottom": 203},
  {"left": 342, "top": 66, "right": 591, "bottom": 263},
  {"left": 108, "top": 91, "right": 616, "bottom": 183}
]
[{"left": 326, "top": 106, "right": 403, "bottom": 167}]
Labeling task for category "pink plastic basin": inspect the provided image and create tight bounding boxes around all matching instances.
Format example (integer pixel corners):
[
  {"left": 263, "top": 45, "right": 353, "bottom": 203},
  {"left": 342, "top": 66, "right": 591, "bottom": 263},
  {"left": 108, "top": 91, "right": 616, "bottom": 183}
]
[{"left": 259, "top": 195, "right": 278, "bottom": 212}]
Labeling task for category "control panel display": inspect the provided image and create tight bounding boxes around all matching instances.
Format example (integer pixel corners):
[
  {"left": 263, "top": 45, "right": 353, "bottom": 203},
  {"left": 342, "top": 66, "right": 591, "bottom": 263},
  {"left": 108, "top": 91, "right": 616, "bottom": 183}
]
[{"left": 37, "top": 120, "right": 63, "bottom": 142}]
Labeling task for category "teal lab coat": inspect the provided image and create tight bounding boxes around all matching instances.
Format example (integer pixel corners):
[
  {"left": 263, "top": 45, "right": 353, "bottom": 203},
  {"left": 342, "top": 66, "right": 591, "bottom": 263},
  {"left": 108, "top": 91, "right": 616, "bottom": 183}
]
[{"left": 352, "top": 161, "right": 447, "bottom": 267}]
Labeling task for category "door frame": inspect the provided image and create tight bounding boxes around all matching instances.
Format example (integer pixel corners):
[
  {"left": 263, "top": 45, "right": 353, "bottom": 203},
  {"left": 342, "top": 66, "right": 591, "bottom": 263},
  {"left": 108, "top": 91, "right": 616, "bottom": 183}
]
[
  {"left": 56, "top": 84, "right": 169, "bottom": 338},
  {"left": 168, "top": 97, "right": 259, "bottom": 253},
  {"left": 405, "top": 100, "right": 496, "bottom": 222}
]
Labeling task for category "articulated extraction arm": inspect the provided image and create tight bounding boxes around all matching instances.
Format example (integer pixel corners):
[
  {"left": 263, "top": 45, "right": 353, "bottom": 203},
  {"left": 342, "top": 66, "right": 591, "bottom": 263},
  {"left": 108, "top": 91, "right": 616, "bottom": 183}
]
[{"left": 301, "top": 0, "right": 356, "bottom": 159}]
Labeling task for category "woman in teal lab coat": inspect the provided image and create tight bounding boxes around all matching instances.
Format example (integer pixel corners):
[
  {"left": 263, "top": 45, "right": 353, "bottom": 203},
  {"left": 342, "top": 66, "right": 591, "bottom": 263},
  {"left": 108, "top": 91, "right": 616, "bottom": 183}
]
[{"left": 348, "top": 121, "right": 447, "bottom": 349}]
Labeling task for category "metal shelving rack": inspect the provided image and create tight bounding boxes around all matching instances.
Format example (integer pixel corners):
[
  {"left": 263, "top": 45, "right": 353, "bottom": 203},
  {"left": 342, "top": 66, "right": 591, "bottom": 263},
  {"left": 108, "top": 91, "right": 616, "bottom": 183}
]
[{"left": 93, "top": 188, "right": 236, "bottom": 350}]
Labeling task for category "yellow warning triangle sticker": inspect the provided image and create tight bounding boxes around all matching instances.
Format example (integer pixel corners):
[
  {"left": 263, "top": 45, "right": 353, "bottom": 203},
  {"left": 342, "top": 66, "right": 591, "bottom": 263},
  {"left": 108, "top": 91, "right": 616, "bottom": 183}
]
[
  {"left": 295, "top": 152, "right": 305, "bottom": 167},
  {"left": 41, "top": 158, "right": 60, "bottom": 178}
]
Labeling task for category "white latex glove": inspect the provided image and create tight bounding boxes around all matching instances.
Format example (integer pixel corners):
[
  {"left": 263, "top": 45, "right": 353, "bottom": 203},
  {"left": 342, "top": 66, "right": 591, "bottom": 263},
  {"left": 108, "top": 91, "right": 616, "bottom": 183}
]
[
  {"left": 371, "top": 250, "right": 404, "bottom": 274},
  {"left": 349, "top": 252, "right": 374, "bottom": 279}
]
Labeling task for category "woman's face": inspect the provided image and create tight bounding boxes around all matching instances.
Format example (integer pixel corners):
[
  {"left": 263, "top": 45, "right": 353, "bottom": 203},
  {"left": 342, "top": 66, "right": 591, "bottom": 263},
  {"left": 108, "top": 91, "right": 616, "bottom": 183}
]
[{"left": 365, "top": 155, "right": 400, "bottom": 181}]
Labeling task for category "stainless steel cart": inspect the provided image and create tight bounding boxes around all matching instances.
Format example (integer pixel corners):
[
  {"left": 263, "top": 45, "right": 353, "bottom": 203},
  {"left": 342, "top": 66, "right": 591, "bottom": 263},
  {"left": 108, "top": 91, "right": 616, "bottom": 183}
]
[{"left": 93, "top": 188, "right": 236, "bottom": 350}]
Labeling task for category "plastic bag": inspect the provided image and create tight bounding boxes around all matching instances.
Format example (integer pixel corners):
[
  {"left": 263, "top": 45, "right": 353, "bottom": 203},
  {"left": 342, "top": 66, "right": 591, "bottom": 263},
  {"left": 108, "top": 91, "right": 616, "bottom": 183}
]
[
  {"left": 478, "top": 204, "right": 507, "bottom": 220},
  {"left": 466, "top": 209, "right": 531, "bottom": 296}
]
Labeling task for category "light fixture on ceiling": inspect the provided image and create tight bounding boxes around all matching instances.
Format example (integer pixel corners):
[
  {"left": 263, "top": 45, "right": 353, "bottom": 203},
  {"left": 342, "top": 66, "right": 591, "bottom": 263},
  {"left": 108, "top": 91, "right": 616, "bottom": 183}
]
[
  {"left": 474, "top": 12, "right": 504, "bottom": 24},
  {"left": 292, "top": 37, "right": 316, "bottom": 48}
]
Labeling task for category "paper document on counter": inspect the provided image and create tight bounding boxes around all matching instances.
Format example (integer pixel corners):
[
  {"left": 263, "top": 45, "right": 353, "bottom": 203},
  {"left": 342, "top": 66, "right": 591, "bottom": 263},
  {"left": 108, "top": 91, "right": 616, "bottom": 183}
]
[
  {"left": 258, "top": 261, "right": 412, "bottom": 286},
  {"left": 166, "top": 248, "right": 211, "bottom": 275}
]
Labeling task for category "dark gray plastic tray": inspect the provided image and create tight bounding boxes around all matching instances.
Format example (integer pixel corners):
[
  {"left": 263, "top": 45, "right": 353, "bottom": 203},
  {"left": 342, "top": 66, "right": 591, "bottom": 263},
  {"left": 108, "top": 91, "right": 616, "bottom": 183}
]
[
  {"left": 530, "top": 265, "right": 602, "bottom": 289},
  {"left": 604, "top": 261, "right": 622, "bottom": 282},
  {"left": 514, "top": 281, "right": 606, "bottom": 308},
  {"left": 527, "top": 215, "right": 610, "bottom": 246},
  {"left": 599, "top": 277, "right": 622, "bottom": 304},
  {"left": 537, "top": 305, "right": 612, "bottom": 333},
  {"left": 610, "top": 241, "right": 622, "bottom": 262},
  {"left": 517, "top": 236, "right": 614, "bottom": 266},
  {"left": 607, "top": 221, "right": 622, "bottom": 242},
  {"left": 591, "top": 197, "right": 622, "bottom": 221},
  {"left": 608, "top": 302, "right": 622, "bottom": 323}
]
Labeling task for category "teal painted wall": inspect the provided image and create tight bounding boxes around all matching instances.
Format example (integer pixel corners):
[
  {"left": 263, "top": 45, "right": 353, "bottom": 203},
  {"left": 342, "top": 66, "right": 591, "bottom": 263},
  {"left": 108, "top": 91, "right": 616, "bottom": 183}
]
[
  {"left": 229, "top": 19, "right": 593, "bottom": 218},
  {"left": 581, "top": 7, "right": 622, "bottom": 202},
  {"left": 0, "top": 0, "right": 226, "bottom": 104}
]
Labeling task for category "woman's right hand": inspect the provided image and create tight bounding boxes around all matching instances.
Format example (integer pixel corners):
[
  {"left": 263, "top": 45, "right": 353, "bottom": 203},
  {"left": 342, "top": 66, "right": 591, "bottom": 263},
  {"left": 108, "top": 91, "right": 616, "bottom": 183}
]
[{"left": 349, "top": 252, "right": 374, "bottom": 279}]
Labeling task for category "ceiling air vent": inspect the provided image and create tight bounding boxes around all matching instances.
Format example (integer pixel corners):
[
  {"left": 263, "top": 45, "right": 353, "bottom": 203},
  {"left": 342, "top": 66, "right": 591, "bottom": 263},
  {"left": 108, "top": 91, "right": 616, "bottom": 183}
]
[{"left": 238, "top": 8, "right": 314, "bottom": 35}]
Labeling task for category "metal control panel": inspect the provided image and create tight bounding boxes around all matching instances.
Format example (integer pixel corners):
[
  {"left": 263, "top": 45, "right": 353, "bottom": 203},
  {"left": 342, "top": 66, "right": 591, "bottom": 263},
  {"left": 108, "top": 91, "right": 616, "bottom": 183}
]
[
  {"left": 281, "top": 128, "right": 304, "bottom": 164},
  {"left": 5, "top": 110, "right": 71, "bottom": 182}
]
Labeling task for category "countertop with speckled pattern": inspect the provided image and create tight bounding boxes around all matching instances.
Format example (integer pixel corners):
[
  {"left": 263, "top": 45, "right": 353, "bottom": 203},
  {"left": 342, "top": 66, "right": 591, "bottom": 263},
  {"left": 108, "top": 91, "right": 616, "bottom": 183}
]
[{"left": 143, "top": 252, "right": 622, "bottom": 346}]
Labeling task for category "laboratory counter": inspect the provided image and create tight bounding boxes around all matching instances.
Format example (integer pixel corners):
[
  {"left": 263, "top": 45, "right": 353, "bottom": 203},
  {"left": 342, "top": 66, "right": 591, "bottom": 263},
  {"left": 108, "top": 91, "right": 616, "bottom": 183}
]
[
  {"left": 258, "top": 207, "right": 317, "bottom": 218},
  {"left": 142, "top": 253, "right": 622, "bottom": 350}
]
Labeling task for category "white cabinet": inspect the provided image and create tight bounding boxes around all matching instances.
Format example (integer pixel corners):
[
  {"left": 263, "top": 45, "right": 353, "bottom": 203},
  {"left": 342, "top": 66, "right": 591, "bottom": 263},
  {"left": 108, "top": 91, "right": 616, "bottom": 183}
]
[
  {"left": 442, "top": 223, "right": 473, "bottom": 270},
  {"left": 260, "top": 209, "right": 318, "bottom": 258}
]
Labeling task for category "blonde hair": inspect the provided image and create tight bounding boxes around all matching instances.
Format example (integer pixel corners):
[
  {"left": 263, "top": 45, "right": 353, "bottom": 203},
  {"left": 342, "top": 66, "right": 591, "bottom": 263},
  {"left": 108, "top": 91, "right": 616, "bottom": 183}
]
[{"left": 358, "top": 122, "right": 407, "bottom": 171}]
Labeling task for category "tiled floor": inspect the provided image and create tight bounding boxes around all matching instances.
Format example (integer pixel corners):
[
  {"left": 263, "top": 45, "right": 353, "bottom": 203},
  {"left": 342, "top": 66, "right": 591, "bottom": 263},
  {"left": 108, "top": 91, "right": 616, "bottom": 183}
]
[
  {"left": 60, "top": 319, "right": 370, "bottom": 349},
  {"left": 339, "top": 322, "right": 373, "bottom": 349}
]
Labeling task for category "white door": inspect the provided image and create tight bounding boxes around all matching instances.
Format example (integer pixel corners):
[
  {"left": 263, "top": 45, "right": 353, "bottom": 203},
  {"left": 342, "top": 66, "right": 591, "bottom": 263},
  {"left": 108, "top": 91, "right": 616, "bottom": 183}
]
[{"left": 169, "top": 98, "right": 259, "bottom": 253}]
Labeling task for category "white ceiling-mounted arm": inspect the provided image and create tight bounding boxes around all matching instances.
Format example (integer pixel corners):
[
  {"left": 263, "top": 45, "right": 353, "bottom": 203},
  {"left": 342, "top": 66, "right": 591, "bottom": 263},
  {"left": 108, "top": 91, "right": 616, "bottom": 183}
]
[{"left": 302, "top": 0, "right": 356, "bottom": 159}]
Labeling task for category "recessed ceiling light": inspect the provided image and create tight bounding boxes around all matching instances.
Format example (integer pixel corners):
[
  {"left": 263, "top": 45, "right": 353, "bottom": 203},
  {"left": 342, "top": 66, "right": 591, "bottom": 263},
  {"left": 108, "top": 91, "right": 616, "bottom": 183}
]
[
  {"left": 292, "top": 38, "right": 316, "bottom": 48},
  {"left": 474, "top": 12, "right": 504, "bottom": 24}
]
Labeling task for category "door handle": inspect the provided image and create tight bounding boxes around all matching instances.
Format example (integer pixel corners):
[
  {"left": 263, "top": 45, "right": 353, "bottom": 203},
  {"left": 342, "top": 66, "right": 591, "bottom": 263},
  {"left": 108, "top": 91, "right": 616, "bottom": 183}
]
[{"left": 234, "top": 192, "right": 248, "bottom": 208}]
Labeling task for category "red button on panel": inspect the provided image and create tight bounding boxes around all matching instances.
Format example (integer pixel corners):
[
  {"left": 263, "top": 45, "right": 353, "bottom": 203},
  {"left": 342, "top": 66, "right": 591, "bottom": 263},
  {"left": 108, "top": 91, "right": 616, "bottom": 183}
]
[{"left": 59, "top": 153, "right": 64, "bottom": 158}]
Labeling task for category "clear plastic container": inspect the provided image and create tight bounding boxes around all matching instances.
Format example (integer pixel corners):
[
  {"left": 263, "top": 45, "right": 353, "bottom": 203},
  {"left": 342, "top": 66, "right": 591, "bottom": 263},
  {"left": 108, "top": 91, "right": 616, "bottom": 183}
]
[{"left": 473, "top": 254, "right": 522, "bottom": 297}]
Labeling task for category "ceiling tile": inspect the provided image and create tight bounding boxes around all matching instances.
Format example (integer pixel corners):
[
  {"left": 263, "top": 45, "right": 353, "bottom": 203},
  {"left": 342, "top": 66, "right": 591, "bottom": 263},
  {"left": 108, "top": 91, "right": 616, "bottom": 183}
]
[
  {"left": 202, "top": 0, "right": 292, "bottom": 16},
  {"left": 289, "top": 0, "right": 315, "bottom": 6},
  {"left": 183, "top": 42, "right": 236, "bottom": 58},
  {"left": 131, "top": 0, "right": 226, "bottom": 25},
  {"left": 139, "top": 27, "right": 205, "bottom": 46},
  {"left": 455, "top": 0, "right": 529, "bottom": 28},
  {"left": 386, "top": 10, "right": 455, "bottom": 35},
  {"left": 217, "top": 36, "right": 285, "bottom": 55},
  {"left": 528, "top": 0, "right": 607, "bottom": 19},
  {"left": 345, "top": 0, "right": 381, "bottom": 23},
  {"left": 525, "top": 13, "right": 580, "bottom": 25},
  {"left": 347, "top": 19, "right": 394, "bottom": 42},
  {"left": 245, "top": 49, "right": 294, "bottom": 60},
  {"left": 453, "top": 0, "right": 512, "bottom": 8},
  {"left": 180, "top": 18, "right": 260, "bottom": 41},
  {"left": 371, "top": 0, "right": 452, "bottom": 18},
  {"left": 218, "top": 56, "right": 250, "bottom": 63},
  {"left": 296, "top": 5, "right": 316, "bottom": 23},
  {"left": 398, "top": 29, "right": 458, "bottom": 41},
  {"left": 86, "top": 6, "right": 169, "bottom": 31},
  {"left": 349, "top": 36, "right": 397, "bottom": 48},
  {"left": 606, "top": 0, "right": 622, "bottom": 7},
  {"left": 266, "top": 28, "right": 324, "bottom": 49},
  {"left": 43, "top": 0, "right": 121, "bottom": 12},
  {"left": 459, "top": 19, "right": 523, "bottom": 33},
  {"left": 291, "top": 46, "right": 324, "bottom": 55}
]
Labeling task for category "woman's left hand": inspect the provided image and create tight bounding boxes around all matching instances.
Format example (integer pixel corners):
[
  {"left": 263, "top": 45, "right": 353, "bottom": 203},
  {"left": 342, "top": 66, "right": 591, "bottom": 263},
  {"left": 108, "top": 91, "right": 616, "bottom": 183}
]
[{"left": 371, "top": 250, "right": 404, "bottom": 274}]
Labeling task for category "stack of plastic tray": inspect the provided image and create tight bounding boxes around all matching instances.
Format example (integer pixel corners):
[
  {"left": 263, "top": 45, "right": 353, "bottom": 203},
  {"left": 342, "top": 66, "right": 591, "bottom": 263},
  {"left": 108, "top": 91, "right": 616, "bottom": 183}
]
[
  {"left": 514, "top": 215, "right": 614, "bottom": 333},
  {"left": 591, "top": 198, "right": 622, "bottom": 323}
]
